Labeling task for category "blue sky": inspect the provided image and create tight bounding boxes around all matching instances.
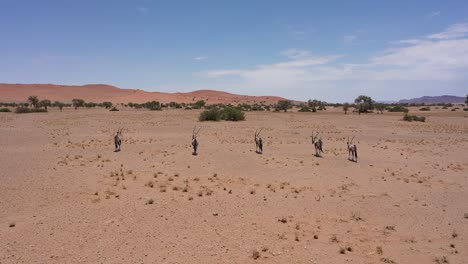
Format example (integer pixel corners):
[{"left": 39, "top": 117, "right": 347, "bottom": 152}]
[{"left": 1, "top": 0, "right": 467, "bottom": 102}]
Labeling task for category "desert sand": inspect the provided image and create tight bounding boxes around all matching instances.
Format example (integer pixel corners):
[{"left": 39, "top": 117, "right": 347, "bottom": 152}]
[
  {"left": 0, "top": 84, "right": 286, "bottom": 104},
  {"left": 0, "top": 107, "right": 467, "bottom": 263}
]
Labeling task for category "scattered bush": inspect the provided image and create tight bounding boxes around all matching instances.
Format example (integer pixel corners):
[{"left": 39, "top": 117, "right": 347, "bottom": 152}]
[
  {"left": 276, "top": 100, "right": 293, "bottom": 112},
  {"left": 419, "top": 107, "right": 431, "bottom": 111},
  {"left": 109, "top": 107, "right": 119, "bottom": 111},
  {"left": 403, "top": 113, "right": 426, "bottom": 122},
  {"left": 193, "top": 100, "right": 206, "bottom": 109},
  {"left": 221, "top": 107, "right": 245, "bottom": 121},
  {"left": 298, "top": 106, "right": 312, "bottom": 112},
  {"left": 72, "top": 98, "right": 85, "bottom": 109},
  {"left": 199, "top": 107, "right": 245, "bottom": 121},
  {"left": 199, "top": 108, "right": 222, "bottom": 121},
  {"left": 15, "top": 107, "right": 48, "bottom": 113},
  {"left": 0, "top": 108, "right": 11, "bottom": 112},
  {"left": 463, "top": 108, "right": 468, "bottom": 111},
  {"left": 388, "top": 105, "right": 409, "bottom": 113},
  {"left": 102, "top": 102, "right": 113, "bottom": 109}
]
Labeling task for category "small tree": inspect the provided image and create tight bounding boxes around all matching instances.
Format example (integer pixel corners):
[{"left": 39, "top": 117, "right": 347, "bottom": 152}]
[
  {"left": 276, "top": 100, "right": 292, "bottom": 112},
  {"left": 28, "top": 96, "right": 39, "bottom": 108},
  {"left": 102, "top": 102, "right": 113, "bottom": 109},
  {"left": 54, "top": 101, "right": 65, "bottom": 111},
  {"left": 465, "top": 94, "right": 468, "bottom": 105},
  {"left": 72, "top": 99, "right": 85, "bottom": 109},
  {"left": 39, "top": 100, "right": 52, "bottom": 110},
  {"left": 354, "top": 95, "right": 374, "bottom": 114},
  {"left": 375, "top": 103, "right": 385, "bottom": 114},
  {"left": 343, "top": 103, "right": 350, "bottom": 114},
  {"left": 194, "top": 100, "right": 206, "bottom": 109}
]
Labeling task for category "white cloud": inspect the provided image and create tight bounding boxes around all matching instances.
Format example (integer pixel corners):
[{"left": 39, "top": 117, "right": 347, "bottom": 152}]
[
  {"left": 196, "top": 23, "right": 468, "bottom": 101},
  {"left": 428, "top": 23, "right": 468, "bottom": 39},
  {"left": 194, "top": 56, "right": 207, "bottom": 61}
]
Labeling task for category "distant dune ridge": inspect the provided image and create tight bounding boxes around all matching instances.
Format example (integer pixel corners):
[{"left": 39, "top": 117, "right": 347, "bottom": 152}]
[
  {"left": 0, "top": 83, "right": 286, "bottom": 104},
  {"left": 398, "top": 95, "right": 465, "bottom": 104}
]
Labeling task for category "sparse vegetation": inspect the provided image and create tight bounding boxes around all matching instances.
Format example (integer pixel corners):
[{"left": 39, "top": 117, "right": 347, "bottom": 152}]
[
  {"left": 28, "top": 96, "right": 39, "bottom": 108},
  {"left": 434, "top": 256, "right": 449, "bottom": 264},
  {"left": 375, "top": 103, "right": 385, "bottom": 114},
  {"left": 419, "top": 107, "right": 431, "bottom": 111},
  {"left": 109, "top": 107, "right": 119, "bottom": 111},
  {"left": 221, "top": 106, "right": 245, "bottom": 121},
  {"left": 199, "top": 108, "right": 221, "bottom": 121},
  {"left": 39, "top": 99, "right": 52, "bottom": 110},
  {"left": 194, "top": 100, "right": 206, "bottom": 109},
  {"left": 343, "top": 103, "right": 350, "bottom": 114},
  {"left": 354, "top": 95, "right": 375, "bottom": 114},
  {"left": 298, "top": 105, "right": 313, "bottom": 112},
  {"left": 387, "top": 105, "right": 409, "bottom": 113},
  {"left": 403, "top": 113, "right": 426, "bottom": 122},
  {"left": 102, "top": 102, "right": 113, "bottom": 109},
  {"left": 276, "top": 100, "right": 292, "bottom": 112},
  {"left": 15, "top": 107, "right": 48, "bottom": 113},
  {"left": 0, "top": 108, "right": 11, "bottom": 112},
  {"left": 199, "top": 107, "right": 245, "bottom": 121},
  {"left": 72, "top": 98, "right": 85, "bottom": 109}
]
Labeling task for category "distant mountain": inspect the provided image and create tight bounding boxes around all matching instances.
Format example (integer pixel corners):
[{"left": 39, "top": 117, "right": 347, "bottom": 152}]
[
  {"left": 0, "top": 83, "right": 287, "bottom": 104},
  {"left": 398, "top": 95, "right": 465, "bottom": 104}
]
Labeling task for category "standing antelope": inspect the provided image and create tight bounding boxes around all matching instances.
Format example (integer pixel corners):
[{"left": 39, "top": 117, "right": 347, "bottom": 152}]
[
  {"left": 192, "top": 126, "right": 201, "bottom": 155},
  {"left": 347, "top": 136, "right": 358, "bottom": 162},
  {"left": 114, "top": 127, "right": 123, "bottom": 152},
  {"left": 254, "top": 128, "right": 264, "bottom": 154},
  {"left": 310, "top": 131, "right": 324, "bottom": 157}
]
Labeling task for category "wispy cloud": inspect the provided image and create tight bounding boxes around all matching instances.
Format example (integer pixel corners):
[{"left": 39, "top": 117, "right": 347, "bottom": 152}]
[
  {"left": 136, "top": 7, "right": 148, "bottom": 13},
  {"left": 428, "top": 23, "right": 468, "bottom": 39},
  {"left": 426, "top": 11, "right": 441, "bottom": 19},
  {"left": 343, "top": 35, "right": 357, "bottom": 43},
  {"left": 194, "top": 56, "right": 207, "bottom": 61}
]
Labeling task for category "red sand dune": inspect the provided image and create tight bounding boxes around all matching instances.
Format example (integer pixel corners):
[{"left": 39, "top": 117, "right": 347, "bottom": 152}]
[{"left": 0, "top": 83, "right": 287, "bottom": 104}]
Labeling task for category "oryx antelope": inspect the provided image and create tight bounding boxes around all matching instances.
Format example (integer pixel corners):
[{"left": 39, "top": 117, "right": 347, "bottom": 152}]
[
  {"left": 254, "top": 128, "right": 264, "bottom": 154},
  {"left": 310, "top": 131, "right": 324, "bottom": 157},
  {"left": 114, "top": 127, "right": 123, "bottom": 152},
  {"left": 347, "top": 136, "right": 358, "bottom": 162},
  {"left": 192, "top": 126, "right": 201, "bottom": 155}
]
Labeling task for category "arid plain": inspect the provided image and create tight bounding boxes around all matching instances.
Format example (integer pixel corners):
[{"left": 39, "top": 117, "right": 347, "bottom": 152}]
[{"left": 1, "top": 107, "right": 467, "bottom": 263}]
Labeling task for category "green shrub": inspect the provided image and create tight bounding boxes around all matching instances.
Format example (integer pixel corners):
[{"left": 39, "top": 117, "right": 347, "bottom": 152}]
[
  {"left": 298, "top": 106, "right": 312, "bottom": 112},
  {"left": 109, "top": 107, "right": 119, "bottom": 111},
  {"left": 419, "top": 107, "right": 430, "bottom": 111},
  {"left": 199, "top": 107, "right": 245, "bottom": 121},
  {"left": 463, "top": 108, "right": 468, "bottom": 111},
  {"left": 388, "top": 105, "right": 409, "bottom": 113},
  {"left": 15, "top": 107, "right": 48, "bottom": 113},
  {"left": 221, "top": 107, "right": 245, "bottom": 121},
  {"left": 0, "top": 108, "right": 11, "bottom": 112},
  {"left": 199, "top": 108, "right": 222, "bottom": 121},
  {"left": 403, "top": 113, "right": 426, "bottom": 122}
]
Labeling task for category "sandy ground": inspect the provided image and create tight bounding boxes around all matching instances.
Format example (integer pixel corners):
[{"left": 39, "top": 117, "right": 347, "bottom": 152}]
[{"left": 0, "top": 107, "right": 467, "bottom": 263}]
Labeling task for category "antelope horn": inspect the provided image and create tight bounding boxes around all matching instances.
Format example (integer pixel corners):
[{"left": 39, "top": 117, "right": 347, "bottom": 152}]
[
  {"left": 351, "top": 136, "right": 355, "bottom": 144},
  {"left": 257, "top": 128, "right": 264, "bottom": 137}
]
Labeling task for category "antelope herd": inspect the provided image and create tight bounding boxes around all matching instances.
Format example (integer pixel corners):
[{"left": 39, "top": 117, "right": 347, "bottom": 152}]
[{"left": 113, "top": 127, "right": 359, "bottom": 162}]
